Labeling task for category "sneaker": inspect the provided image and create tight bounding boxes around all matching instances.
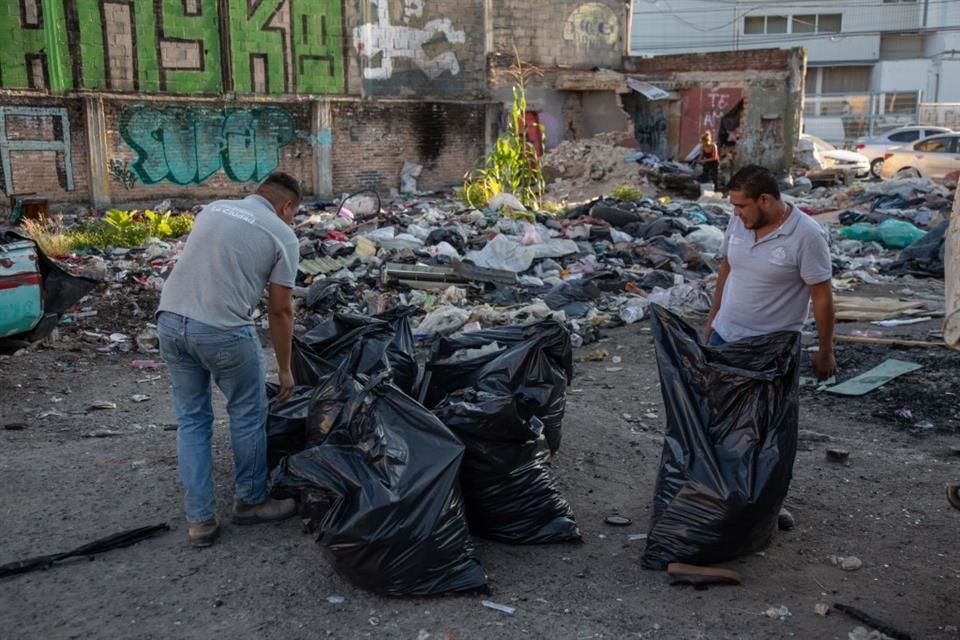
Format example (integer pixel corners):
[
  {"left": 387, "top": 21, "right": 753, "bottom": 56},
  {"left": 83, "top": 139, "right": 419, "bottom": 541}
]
[
  {"left": 188, "top": 518, "right": 219, "bottom": 548},
  {"left": 777, "top": 507, "right": 796, "bottom": 531},
  {"left": 232, "top": 498, "right": 297, "bottom": 525}
]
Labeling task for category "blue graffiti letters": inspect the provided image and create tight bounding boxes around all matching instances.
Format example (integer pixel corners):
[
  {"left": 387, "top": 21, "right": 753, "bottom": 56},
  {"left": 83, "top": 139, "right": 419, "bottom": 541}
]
[{"left": 119, "top": 106, "right": 295, "bottom": 185}]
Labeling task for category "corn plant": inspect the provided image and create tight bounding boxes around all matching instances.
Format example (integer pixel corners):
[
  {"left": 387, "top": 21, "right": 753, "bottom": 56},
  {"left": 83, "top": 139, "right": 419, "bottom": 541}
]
[{"left": 463, "top": 56, "right": 545, "bottom": 211}]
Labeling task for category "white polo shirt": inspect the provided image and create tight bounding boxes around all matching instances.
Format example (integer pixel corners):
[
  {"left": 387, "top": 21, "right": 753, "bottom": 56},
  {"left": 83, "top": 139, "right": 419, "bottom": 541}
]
[{"left": 712, "top": 205, "right": 833, "bottom": 343}]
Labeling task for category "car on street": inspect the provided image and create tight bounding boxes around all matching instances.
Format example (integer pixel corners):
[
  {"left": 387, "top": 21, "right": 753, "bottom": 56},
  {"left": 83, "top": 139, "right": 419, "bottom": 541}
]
[
  {"left": 798, "top": 133, "right": 871, "bottom": 179},
  {"left": 878, "top": 133, "right": 960, "bottom": 181},
  {"left": 855, "top": 126, "right": 953, "bottom": 178}
]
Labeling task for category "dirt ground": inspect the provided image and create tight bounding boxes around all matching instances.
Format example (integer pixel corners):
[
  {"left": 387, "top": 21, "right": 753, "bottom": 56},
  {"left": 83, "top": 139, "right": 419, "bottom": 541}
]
[{"left": 2, "top": 283, "right": 959, "bottom": 639}]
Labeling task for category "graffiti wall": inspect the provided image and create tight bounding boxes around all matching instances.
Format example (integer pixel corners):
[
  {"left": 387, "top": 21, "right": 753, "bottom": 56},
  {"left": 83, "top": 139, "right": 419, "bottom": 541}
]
[
  {"left": 105, "top": 100, "right": 315, "bottom": 198},
  {"left": 0, "top": 99, "right": 89, "bottom": 201},
  {"left": 350, "top": 0, "right": 485, "bottom": 97},
  {"left": 679, "top": 88, "right": 743, "bottom": 156},
  {"left": 0, "top": 0, "right": 344, "bottom": 95}
]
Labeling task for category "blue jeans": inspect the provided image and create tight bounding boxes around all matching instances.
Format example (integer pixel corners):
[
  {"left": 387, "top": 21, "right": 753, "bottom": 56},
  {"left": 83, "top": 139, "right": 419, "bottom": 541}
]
[
  {"left": 708, "top": 331, "right": 727, "bottom": 346},
  {"left": 158, "top": 312, "right": 268, "bottom": 523}
]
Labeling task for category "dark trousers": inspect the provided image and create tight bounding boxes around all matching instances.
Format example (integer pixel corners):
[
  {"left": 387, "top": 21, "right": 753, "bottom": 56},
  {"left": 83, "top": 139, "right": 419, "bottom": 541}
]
[{"left": 701, "top": 160, "right": 719, "bottom": 186}]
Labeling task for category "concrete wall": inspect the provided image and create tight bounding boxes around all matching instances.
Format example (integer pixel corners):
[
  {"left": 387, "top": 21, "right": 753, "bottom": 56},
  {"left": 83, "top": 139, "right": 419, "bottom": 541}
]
[{"left": 494, "top": 0, "right": 627, "bottom": 69}]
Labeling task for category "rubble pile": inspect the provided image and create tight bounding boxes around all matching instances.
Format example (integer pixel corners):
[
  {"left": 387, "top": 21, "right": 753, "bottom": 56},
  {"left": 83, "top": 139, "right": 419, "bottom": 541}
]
[{"left": 544, "top": 138, "right": 651, "bottom": 203}]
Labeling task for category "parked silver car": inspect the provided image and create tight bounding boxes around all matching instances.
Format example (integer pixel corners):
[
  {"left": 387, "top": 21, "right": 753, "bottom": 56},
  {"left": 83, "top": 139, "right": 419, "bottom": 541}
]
[
  {"left": 878, "top": 133, "right": 960, "bottom": 181},
  {"left": 855, "top": 126, "right": 953, "bottom": 178}
]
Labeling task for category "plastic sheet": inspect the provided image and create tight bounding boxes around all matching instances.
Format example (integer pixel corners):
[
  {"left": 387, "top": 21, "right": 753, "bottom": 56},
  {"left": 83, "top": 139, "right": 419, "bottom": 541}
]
[
  {"left": 270, "top": 369, "right": 488, "bottom": 596},
  {"left": 642, "top": 305, "right": 801, "bottom": 570},
  {"left": 433, "top": 389, "right": 581, "bottom": 544},
  {"left": 883, "top": 220, "right": 948, "bottom": 278},
  {"left": 424, "top": 320, "right": 573, "bottom": 455}
]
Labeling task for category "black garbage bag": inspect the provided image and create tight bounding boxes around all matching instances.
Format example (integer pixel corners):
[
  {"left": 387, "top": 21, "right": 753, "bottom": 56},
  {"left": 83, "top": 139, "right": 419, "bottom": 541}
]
[
  {"left": 266, "top": 383, "right": 320, "bottom": 469},
  {"left": 434, "top": 388, "right": 581, "bottom": 544},
  {"left": 425, "top": 227, "right": 466, "bottom": 254},
  {"left": 304, "top": 278, "right": 354, "bottom": 313},
  {"left": 882, "top": 220, "right": 947, "bottom": 278},
  {"left": 292, "top": 311, "right": 418, "bottom": 396},
  {"left": 270, "top": 370, "right": 488, "bottom": 596},
  {"left": 642, "top": 305, "right": 800, "bottom": 570},
  {"left": 589, "top": 201, "right": 645, "bottom": 227},
  {"left": 424, "top": 320, "right": 572, "bottom": 454}
]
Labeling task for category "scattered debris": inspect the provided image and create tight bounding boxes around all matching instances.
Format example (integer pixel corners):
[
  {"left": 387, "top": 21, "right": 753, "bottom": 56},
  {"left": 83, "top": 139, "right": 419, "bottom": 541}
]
[
  {"left": 667, "top": 563, "right": 741, "bottom": 588},
  {"left": 481, "top": 600, "right": 516, "bottom": 615},
  {"left": 834, "top": 603, "right": 913, "bottom": 640},
  {"left": 825, "top": 360, "right": 923, "bottom": 396},
  {"left": 826, "top": 448, "right": 850, "bottom": 464},
  {"left": 763, "top": 606, "right": 792, "bottom": 621},
  {"left": 830, "top": 555, "right": 864, "bottom": 571},
  {"left": 604, "top": 515, "right": 632, "bottom": 527},
  {"left": 815, "top": 603, "right": 831, "bottom": 617}
]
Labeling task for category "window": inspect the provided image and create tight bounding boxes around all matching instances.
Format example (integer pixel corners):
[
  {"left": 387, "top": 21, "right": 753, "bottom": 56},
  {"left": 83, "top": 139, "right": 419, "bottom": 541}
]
[
  {"left": 746, "top": 13, "right": 841, "bottom": 35},
  {"left": 925, "top": 129, "right": 948, "bottom": 138},
  {"left": 880, "top": 33, "right": 925, "bottom": 60},
  {"left": 744, "top": 16, "right": 764, "bottom": 34},
  {"left": 767, "top": 16, "right": 787, "bottom": 33},
  {"left": 818, "top": 14, "right": 842, "bottom": 33},
  {"left": 889, "top": 130, "right": 920, "bottom": 142},
  {"left": 915, "top": 138, "right": 951, "bottom": 153},
  {"left": 820, "top": 66, "right": 871, "bottom": 93},
  {"left": 792, "top": 15, "right": 816, "bottom": 34}
]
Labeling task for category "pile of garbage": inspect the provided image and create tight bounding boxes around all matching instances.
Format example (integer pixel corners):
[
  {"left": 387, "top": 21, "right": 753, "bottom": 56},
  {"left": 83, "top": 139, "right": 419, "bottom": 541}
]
[
  {"left": 267, "top": 312, "right": 581, "bottom": 595},
  {"left": 544, "top": 137, "right": 653, "bottom": 203}
]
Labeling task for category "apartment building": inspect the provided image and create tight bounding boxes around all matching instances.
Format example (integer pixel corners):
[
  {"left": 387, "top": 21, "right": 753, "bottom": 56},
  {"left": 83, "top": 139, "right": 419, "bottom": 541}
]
[{"left": 630, "top": 0, "right": 960, "bottom": 102}]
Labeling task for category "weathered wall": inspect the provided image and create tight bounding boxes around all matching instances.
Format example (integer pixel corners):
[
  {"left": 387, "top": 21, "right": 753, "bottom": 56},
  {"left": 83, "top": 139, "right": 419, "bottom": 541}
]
[
  {"left": 346, "top": 0, "right": 486, "bottom": 98},
  {"left": 0, "top": 0, "right": 346, "bottom": 95},
  {"left": 493, "top": 0, "right": 627, "bottom": 69},
  {"left": 103, "top": 98, "right": 317, "bottom": 202},
  {"left": 0, "top": 97, "right": 89, "bottom": 202},
  {"left": 331, "top": 100, "right": 485, "bottom": 193},
  {"left": 625, "top": 48, "right": 807, "bottom": 172}
]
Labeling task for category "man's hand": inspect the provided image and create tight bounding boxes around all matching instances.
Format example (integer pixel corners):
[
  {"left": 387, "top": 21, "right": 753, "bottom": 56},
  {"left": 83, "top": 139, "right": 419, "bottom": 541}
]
[
  {"left": 275, "top": 368, "right": 295, "bottom": 404},
  {"left": 813, "top": 348, "right": 837, "bottom": 380}
]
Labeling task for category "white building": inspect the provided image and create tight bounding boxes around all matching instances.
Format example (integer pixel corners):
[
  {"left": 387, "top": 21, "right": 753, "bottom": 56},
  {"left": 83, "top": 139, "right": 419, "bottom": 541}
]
[{"left": 629, "top": 0, "right": 960, "bottom": 102}]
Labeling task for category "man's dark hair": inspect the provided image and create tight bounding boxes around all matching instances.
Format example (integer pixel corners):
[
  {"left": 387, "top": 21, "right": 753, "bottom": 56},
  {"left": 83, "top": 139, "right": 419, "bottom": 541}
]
[
  {"left": 727, "top": 165, "right": 781, "bottom": 201},
  {"left": 259, "top": 172, "right": 302, "bottom": 201}
]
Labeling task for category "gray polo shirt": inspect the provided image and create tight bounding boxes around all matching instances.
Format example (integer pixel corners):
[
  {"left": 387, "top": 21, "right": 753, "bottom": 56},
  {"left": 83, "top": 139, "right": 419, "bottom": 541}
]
[
  {"left": 158, "top": 195, "right": 299, "bottom": 330},
  {"left": 711, "top": 205, "right": 832, "bottom": 342}
]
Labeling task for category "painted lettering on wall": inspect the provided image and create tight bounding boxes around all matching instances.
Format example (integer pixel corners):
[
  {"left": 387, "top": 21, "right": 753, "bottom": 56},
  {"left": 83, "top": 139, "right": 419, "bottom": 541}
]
[
  {"left": 0, "top": 106, "right": 74, "bottom": 195},
  {"left": 119, "top": 106, "right": 295, "bottom": 185},
  {"left": 563, "top": 3, "right": 620, "bottom": 47},
  {"left": 0, "top": 0, "right": 343, "bottom": 95},
  {"left": 680, "top": 88, "right": 743, "bottom": 156},
  {"left": 354, "top": 0, "right": 466, "bottom": 80}
]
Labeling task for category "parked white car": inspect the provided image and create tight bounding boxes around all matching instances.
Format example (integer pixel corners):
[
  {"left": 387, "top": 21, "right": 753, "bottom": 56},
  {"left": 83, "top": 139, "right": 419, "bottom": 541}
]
[
  {"left": 855, "top": 126, "right": 953, "bottom": 177},
  {"left": 878, "top": 133, "right": 960, "bottom": 181},
  {"left": 797, "top": 134, "right": 870, "bottom": 178}
]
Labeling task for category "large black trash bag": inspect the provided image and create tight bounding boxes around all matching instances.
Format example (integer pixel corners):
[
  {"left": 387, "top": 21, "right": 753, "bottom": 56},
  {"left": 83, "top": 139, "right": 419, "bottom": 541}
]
[
  {"left": 642, "top": 305, "right": 801, "bottom": 570},
  {"left": 270, "top": 370, "right": 488, "bottom": 596},
  {"left": 424, "top": 320, "right": 572, "bottom": 453},
  {"left": 266, "top": 383, "right": 321, "bottom": 469},
  {"left": 292, "top": 311, "right": 418, "bottom": 395},
  {"left": 882, "top": 219, "right": 948, "bottom": 278},
  {"left": 433, "top": 389, "right": 581, "bottom": 544}
]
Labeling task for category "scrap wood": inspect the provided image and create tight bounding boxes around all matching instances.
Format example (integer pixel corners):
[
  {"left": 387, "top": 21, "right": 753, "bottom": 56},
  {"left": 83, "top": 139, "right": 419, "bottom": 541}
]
[
  {"left": 834, "top": 296, "right": 927, "bottom": 322},
  {"left": 667, "top": 562, "right": 741, "bottom": 588},
  {"left": 836, "top": 334, "right": 950, "bottom": 349},
  {"left": 833, "top": 603, "right": 912, "bottom": 640}
]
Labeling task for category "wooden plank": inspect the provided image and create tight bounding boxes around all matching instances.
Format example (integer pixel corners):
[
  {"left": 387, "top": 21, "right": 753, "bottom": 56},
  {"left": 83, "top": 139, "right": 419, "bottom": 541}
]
[
  {"left": 836, "top": 334, "right": 949, "bottom": 349},
  {"left": 945, "top": 194, "right": 960, "bottom": 351},
  {"left": 825, "top": 359, "right": 922, "bottom": 396}
]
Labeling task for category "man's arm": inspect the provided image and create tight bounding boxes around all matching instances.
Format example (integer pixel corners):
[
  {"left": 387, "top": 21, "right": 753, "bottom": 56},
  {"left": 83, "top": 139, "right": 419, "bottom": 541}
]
[
  {"left": 268, "top": 283, "right": 295, "bottom": 403},
  {"left": 808, "top": 280, "right": 836, "bottom": 380},
  {"left": 704, "top": 257, "right": 731, "bottom": 343}
]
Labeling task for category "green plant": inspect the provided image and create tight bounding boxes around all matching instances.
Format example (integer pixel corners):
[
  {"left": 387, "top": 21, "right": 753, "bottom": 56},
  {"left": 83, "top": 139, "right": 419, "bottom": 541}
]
[
  {"left": 611, "top": 185, "right": 643, "bottom": 202},
  {"left": 108, "top": 159, "right": 138, "bottom": 190},
  {"left": 462, "top": 55, "right": 545, "bottom": 211},
  {"left": 540, "top": 200, "right": 570, "bottom": 216},
  {"left": 167, "top": 213, "right": 195, "bottom": 238},
  {"left": 145, "top": 209, "right": 173, "bottom": 238}
]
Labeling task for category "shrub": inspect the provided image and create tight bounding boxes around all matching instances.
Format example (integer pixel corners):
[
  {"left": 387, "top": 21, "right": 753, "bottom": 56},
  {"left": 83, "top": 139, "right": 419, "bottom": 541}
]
[
  {"left": 167, "top": 213, "right": 195, "bottom": 238},
  {"left": 611, "top": 185, "right": 643, "bottom": 202},
  {"left": 20, "top": 216, "right": 72, "bottom": 257}
]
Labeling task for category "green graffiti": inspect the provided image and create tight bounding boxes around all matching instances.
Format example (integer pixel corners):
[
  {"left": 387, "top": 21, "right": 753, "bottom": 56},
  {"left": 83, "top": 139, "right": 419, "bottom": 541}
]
[
  {"left": 157, "top": 0, "right": 222, "bottom": 94},
  {"left": 119, "top": 105, "right": 295, "bottom": 185},
  {"left": 292, "top": 2, "right": 344, "bottom": 94},
  {"left": 0, "top": 0, "right": 72, "bottom": 90}
]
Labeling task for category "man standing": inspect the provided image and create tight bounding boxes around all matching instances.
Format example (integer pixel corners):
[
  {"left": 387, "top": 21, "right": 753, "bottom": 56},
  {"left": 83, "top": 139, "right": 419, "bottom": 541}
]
[
  {"left": 157, "top": 172, "right": 302, "bottom": 548},
  {"left": 705, "top": 165, "right": 837, "bottom": 528}
]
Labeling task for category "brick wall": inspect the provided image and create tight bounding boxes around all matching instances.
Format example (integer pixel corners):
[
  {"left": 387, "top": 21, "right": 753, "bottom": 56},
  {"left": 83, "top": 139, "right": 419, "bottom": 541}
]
[
  {"left": 101, "top": 98, "right": 317, "bottom": 203},
  {"left": 624, "top": 48, "right": 797, "bottom": 76},
  {"left": 331, "top": 100, "right": 486, "bottom": 193},
  {"left": 0, "top": 98, "right": 90, "bottom": 203},
  {"left": 493, "top": 0, "right": 627, "bottom": 69}
]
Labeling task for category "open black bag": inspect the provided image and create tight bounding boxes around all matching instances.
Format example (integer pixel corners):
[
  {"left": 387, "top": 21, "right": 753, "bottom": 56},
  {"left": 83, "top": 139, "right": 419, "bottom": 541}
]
[
  {"left": 423, "top": 320, "right": 572, "bottom": 453},
  {"left": 270, "top": 367, "right": 488, "bottom": 596},
  {"left": 292, "top": 310, "right": 418, "bottom": 396},
  {"left": 642, "top": 305, "right": 801, "bottom": 570},
  {"left": 434, "top": 388, "right": 581, "bottom": 545},
  {"left": 265, "top": 383, "right": 317, "bottom": 469}
]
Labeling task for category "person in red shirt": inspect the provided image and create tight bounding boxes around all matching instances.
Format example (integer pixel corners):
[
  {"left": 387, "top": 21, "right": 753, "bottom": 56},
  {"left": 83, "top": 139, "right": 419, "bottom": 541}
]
[{"left": 700, "top": 131, "right": 720, "bottom": 188}]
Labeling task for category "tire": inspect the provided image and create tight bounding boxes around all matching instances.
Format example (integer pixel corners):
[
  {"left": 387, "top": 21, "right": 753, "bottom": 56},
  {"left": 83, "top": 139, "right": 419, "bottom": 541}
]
[{"left": 870, "top": 158, "right": 884, "bottom": 179}]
